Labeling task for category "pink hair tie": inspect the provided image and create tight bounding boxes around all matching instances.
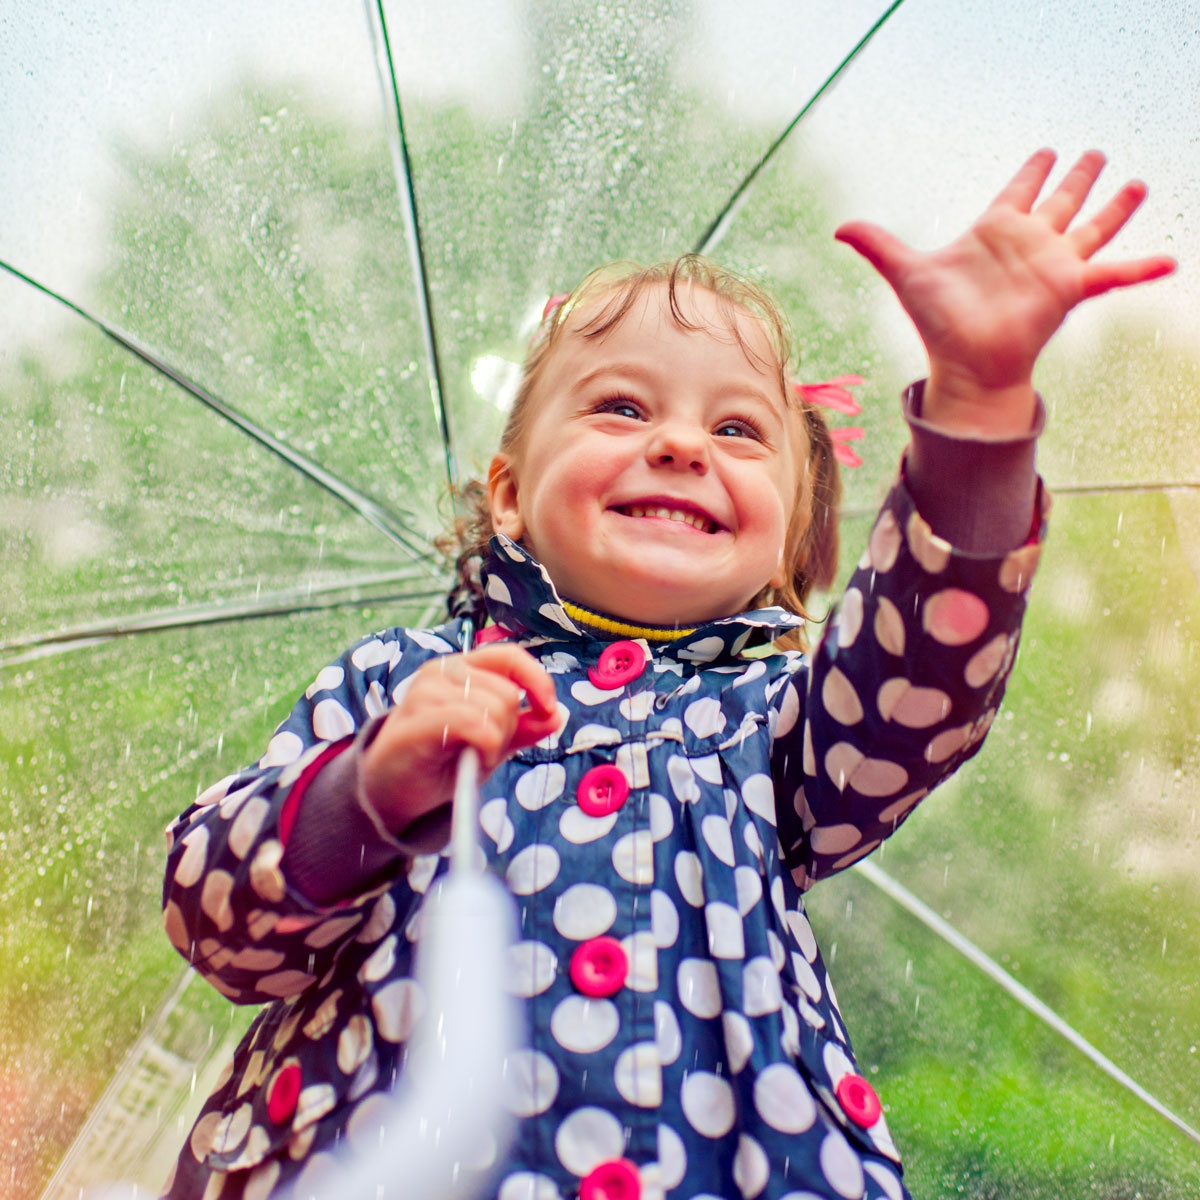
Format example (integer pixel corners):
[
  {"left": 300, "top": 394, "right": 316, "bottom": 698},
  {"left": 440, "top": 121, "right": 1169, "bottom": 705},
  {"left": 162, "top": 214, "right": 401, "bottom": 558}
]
[
  {"left": 829, "top": 426, "right": 865, "bottom": 468},
  {"left": 794, "top": 375, "right": 864, "bottom": 415},
  {"left": 794, "top": 375, "right": 866, "bottom": 468},
  {"left": 542, "top": 293, "right": 571, "bottom": 322}
]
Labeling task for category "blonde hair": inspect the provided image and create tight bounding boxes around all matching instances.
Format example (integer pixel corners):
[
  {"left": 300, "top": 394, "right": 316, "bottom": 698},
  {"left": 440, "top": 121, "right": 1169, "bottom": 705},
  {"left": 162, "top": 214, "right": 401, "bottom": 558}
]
[{"left": 442, "top": 255, "right": 841, "bottom": 645}]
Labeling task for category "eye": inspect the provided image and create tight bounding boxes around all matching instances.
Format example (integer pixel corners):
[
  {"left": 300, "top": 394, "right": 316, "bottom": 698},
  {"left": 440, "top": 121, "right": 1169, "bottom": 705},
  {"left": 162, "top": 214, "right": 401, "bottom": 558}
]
[
  {"left": 714, "top": 416, "right": 765, "bottom": 440},
  {"left": 595, "top": 395, "right": 644, "bottom": 420}
]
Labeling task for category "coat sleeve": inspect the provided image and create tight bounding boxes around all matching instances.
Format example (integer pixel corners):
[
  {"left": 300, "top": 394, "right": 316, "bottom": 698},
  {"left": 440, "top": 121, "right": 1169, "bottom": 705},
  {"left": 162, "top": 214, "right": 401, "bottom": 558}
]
[
  {"left": 161, "top": 623, "right": 460, "bottom": 1004},
  {"left": 771, "top": 476, "right": 1046, "bottom": 888}
]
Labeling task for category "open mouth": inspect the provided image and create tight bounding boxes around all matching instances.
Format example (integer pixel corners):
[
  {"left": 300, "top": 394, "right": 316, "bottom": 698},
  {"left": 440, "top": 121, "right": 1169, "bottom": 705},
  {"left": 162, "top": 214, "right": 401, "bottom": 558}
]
[{"left": 614, "top": 503, "right": 721, "bottom": 534}]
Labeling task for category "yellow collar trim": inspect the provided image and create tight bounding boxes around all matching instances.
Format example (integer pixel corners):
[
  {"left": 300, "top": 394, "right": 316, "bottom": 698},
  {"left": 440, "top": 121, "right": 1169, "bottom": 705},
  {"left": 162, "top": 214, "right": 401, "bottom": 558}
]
[{"left": 561, "top": 601, "right": 697, "bottom": 643}]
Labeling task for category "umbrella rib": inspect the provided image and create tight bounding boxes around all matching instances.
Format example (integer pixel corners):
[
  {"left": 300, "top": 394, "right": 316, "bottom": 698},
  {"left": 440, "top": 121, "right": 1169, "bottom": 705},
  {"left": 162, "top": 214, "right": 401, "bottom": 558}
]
[
  {"left": 0, "top": 573, "right": 449, "bottom": 667},
  {"left": 364, "top": 0, "right": 457, "bottom": 493},
  {"left": 0, "top": 259, "right": 436, "bottom": 564},
  {"left": 855, "top": 859, "right": 1200, "bottom": 1147},
  {"left": 693, "top": 0, "right": 909, "bottom": 256},
  {"left": 1048, "top": 479, "right": 1200, "bottom": 494}
]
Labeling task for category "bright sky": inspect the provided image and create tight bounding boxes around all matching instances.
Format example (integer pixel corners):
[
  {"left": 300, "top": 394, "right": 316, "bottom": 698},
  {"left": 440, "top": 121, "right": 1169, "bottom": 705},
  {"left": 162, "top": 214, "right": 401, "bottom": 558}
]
[{"left": 1, "top": 0, "right": 1194, "bottom": 344}]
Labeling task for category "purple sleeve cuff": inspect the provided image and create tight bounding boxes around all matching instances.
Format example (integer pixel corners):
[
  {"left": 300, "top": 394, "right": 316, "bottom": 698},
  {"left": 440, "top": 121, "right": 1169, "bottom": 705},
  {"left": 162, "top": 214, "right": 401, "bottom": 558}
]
[
  {"left": 902, "top": 379, "right": 1044, "bottom": 554},
  {"left": 283, "top": 715, "right": 453, "bottom": 906}
]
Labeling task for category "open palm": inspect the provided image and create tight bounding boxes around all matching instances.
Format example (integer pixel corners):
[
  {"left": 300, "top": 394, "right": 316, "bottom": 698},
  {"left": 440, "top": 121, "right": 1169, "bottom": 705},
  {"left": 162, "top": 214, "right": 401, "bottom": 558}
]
[{"left": 836, "top": 149, "right": 1175, "bottom": 405}]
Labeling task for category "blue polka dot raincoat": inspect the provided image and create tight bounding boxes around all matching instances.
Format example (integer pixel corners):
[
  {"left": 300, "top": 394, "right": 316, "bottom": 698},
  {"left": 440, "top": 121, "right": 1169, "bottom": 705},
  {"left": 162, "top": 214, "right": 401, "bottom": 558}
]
[{"left": 161, "top": 478, "right": 1043, "bottom": 1200}]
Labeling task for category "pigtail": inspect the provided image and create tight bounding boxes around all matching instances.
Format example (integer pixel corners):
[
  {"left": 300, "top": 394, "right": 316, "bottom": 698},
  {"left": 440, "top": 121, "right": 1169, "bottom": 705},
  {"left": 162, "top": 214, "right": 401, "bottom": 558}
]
[
  {"left": 750, "top": 401, "right": 843, "bottom": 653},
  {"left": 437, "top": 478, "right": 494, "bottom": 622},
  {"left": 794, "top": 405, "right": 843, "bottom": 599}
]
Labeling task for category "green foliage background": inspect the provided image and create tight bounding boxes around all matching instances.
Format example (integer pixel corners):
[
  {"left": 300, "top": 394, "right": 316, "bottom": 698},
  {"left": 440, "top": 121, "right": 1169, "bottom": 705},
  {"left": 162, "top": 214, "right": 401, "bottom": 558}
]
[{"left": 1, "top": 10, "right": 1198, "bottom": 1194}]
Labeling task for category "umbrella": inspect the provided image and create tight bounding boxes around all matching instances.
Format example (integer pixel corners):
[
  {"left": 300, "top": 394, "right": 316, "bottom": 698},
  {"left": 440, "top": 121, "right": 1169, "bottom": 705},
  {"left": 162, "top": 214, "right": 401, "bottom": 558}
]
[{"left": 2, "top": 1, "right": 1197, "bottom": 1197}]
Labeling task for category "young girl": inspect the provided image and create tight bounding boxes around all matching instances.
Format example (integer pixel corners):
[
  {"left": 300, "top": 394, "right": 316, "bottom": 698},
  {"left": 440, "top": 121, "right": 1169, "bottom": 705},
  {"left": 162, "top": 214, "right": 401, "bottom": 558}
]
[{"left": 160, "top": 150, "right": 1172, "bottom": 1200}]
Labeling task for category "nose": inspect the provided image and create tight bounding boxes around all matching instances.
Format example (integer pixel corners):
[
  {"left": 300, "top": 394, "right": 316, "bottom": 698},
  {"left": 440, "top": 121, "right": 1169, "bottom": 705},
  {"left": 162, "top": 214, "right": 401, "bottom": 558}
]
[{"left": 646, "top": 418, "right": 709, "bottom": 473}]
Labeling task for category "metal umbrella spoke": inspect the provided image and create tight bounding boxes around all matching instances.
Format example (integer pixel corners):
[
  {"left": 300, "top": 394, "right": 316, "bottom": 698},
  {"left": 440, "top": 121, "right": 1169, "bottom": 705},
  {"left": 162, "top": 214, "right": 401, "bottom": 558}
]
[
  {"left": 0, "top": 259, "right": 437, "bottom": 566},
  {"left": 365, "top": 0, "right": 457, "bottom": 494},
  {"left": 855, "top": 859, "right": 1200, "bottom": 1148},
  {"left": 693, "top": 0, "right": 909, "bottom": 257},
  {"left": 0, "top": 569, "right": 449, "bottom": 670}
]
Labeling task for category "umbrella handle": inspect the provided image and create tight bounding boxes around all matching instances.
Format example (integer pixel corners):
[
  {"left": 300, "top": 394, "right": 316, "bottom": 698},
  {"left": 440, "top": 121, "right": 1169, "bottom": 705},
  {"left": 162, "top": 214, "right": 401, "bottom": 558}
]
[
  {"left": 253, "top": 743, "right": 520, "bottom": 1200},
  {"left": 450, "top": 745, "right": 482, "bottom": 875},
  {"left": 91, "top": 858, "right": 521, "bottom": 1200}
]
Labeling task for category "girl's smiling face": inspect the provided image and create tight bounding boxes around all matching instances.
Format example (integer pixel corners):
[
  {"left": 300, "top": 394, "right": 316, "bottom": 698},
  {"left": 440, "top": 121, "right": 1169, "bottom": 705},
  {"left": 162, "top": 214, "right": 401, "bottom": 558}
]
[{"left": 488, "top": 282, "right": 806, "bottom": 626}]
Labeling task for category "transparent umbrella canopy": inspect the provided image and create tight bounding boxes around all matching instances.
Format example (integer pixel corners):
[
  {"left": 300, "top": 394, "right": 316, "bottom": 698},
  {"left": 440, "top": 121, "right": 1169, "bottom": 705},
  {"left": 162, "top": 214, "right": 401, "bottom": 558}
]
[{"left": 1, "top": 1, "right": 1197, "bottom": 1197}]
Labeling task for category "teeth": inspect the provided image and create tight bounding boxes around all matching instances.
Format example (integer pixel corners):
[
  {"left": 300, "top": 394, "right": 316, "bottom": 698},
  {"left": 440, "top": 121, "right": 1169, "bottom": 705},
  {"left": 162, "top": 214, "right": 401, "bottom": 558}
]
[{"left": 623, "top": 505, "right": 714, "bottom": 533}]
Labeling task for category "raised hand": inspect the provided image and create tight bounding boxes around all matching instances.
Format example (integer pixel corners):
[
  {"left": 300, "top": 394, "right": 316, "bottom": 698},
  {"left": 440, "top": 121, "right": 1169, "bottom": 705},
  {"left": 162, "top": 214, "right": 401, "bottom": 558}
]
[
  {"left": 361, "top": 643, "right": 562, "bottom": 833},
  {"left": 835, "top": 149, "right": 1176, "bottom": 435}
]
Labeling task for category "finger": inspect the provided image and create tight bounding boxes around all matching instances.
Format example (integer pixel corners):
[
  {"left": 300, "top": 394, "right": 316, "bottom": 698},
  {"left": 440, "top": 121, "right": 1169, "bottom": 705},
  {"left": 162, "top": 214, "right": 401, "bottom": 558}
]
[
  {"left": 364, "top": 697, "right": 519, "bottom": 810},
  {"left": 1080, "top": 254, "right": 1177, "bottom": 300},
  {"left": 1035, "top": 149, "right": 1107, "bottom": 231},
  {"left": 406, "top": 658, "right": 526, "bottom": 726},
  {"left": 1070, "top": 178, "right": 1148, "bottom": 257},
  {"left": 413, "top": 645, "right": 555, "bottom": 717},
  {"left": 990, "top": 147, "right": 1058, "bottom": 213},
  {"left": 513, "top": 703, "right": 566, "bottom": 750},
  {"left": 452, "top": 669, "right": 532, "bottom": 727},
  {"left": 464, "top": 644, "right": 560, "bottom": 719},
  {"left": 405, "top": 701, "right": 522, "bottom": 773},
  {"left": 834, "top": 221, "right": 916, "bottom": 291}
]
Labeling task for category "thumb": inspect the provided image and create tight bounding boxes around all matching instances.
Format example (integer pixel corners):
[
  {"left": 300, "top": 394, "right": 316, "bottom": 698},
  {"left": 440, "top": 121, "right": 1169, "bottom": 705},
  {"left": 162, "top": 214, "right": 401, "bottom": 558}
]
[{"left": 834, "top": 220, "right": 915, "bottom": 290}]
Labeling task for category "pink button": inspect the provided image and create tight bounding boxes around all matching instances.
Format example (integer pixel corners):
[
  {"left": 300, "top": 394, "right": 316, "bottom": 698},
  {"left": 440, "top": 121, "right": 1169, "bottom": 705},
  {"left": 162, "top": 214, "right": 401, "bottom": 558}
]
[
  {"left": 474, "top": 624, "right": 512, "bottom": 644},
  {"left": 267, "top": 1062, "right": 302, "bottom": 1124},
  {"left": 577, "top": 764, "right": 630, "bottom": 817},
  {"left": 580, "top": 1157, "right": 640, "bottom": 1200},
  {"left": 588, "top": 640, "right": 648, "bottom": 690},
  {"left": 569, "top": 936, "right": 628, "bottom": 998},
  {"left": 835, "top": 1072, "right": 883, "bottom": 1128}
]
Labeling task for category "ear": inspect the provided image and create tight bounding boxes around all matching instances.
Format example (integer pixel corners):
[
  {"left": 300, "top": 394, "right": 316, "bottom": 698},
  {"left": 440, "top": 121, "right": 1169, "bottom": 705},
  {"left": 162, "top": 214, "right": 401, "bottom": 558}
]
[{"left": 487, "top": 453, "right": 525, "bottom": 541}]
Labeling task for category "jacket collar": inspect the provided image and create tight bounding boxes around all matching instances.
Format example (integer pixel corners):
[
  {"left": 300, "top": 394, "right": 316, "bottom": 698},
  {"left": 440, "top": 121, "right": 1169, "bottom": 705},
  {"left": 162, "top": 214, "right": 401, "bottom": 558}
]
[{"left": 479, "top": 535, "right": 804, "bottom": 663}]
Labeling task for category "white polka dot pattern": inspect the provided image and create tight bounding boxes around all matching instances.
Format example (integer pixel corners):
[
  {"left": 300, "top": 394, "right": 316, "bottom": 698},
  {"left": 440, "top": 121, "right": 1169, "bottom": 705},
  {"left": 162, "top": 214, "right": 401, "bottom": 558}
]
[
  {"left": 554, "top": 1107, "right": 624, "bottom": 1175},
  {"left": 508, "top": 940, "right": 558, "bottom": 997},
  {"left": 506, "top": 844, "right": 561, "bottom": 895},
  {"left": 681, "top": 1072, "right": 736, "bottom": 1138},
  {"left": 873, "top": 595, "right": 906, "bottom": 657},
  {"left": 654, "top": 1000, "right": 682, "bottom": 1064},
  {"left": 677, "top": 958, "right": 722, "bottom": 1019},
  {"left": 551, "top": 997, "right": 619, "bottom": 1054},
  {"left": 614, "top": 1042, "right": 662, "bottom": 1106},
  {"left": 820, "top": 1131, "right": 866, "bottom": 1199},
  {"left": 162, "top": 479, "right": 1039, "bottom": 1198},
  {"left": 923, "top": 588, "right": 989, "bottom": 646},
  {"left": 877, "top": 679, "right": 952, "bottom": 728},
  {"left": 505, "top": 1049, "right": 560, "bottom": 1116},
  {"left": 906, "top": 509, "right": 952, "bottom": 573},
  {"left": 705, "top": 902, "right": 745, "bottom": 959},
  {"left": 822, "top": 668, "right": 864, "bottom": 726},
  {"left": 657, "top": 1123, "right": 687, "bottom": 1190},
  {"left": 722, "top": 1010, "right": 754, "bottom": 1074},
  {"left": 553, "top": 884, "right": 616, "bottom": 939},
  {"left": 735, "top": 1133, "right": 771, "bottom": 1198}
]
